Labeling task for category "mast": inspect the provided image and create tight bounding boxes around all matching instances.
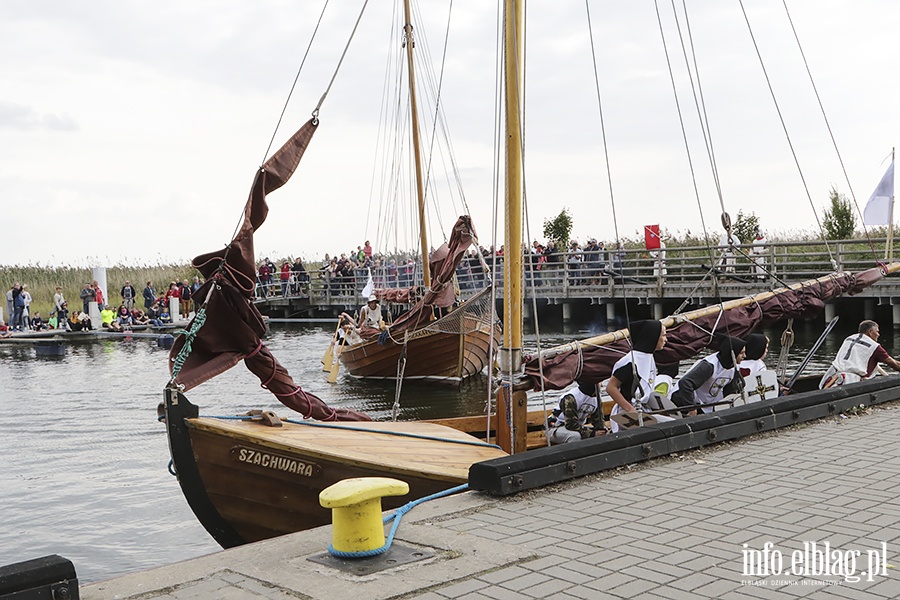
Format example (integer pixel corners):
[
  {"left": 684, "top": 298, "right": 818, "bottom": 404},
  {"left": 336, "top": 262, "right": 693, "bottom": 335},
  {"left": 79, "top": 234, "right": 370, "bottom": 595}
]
[
  {"left": 888, "top": 147, "right": 896, "bottom": 263},
  {"left": 497, "top": 0, "right": 527, "bottom": 454},
  {"left": 403, "top": 0, "right": 431, "bottom": 289}
]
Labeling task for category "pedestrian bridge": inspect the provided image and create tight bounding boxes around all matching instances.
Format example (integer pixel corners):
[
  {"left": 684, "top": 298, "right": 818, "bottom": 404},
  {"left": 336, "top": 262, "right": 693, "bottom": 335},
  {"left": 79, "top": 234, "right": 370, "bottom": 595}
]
[{"left": 256, "top": 238, "right": 900, "bottom": 324}]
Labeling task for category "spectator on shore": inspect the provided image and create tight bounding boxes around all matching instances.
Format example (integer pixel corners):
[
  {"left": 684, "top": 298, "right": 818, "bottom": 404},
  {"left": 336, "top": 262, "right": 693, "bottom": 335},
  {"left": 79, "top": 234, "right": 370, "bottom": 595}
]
[
  {"left": 53, "top": 286, "right": 66, "bottom": 316},
  {"left": 121, "top": 280, "right": 137, "bottom": 310},
  {"left": 92, "top": 281, "right": 104, "bottom": 312},
  {"left": 159, "top": 305, "right": 172, "bottom": 324},
  {"left": 20, "top": 284, "right": 32, "bottom": 330},
  {"left": 147, "top": 303, "right": 165, "bottom": 326},
  {"left": 80, "top": 283, "right": 95, "bottom": 314},
  {"left": 143, "top": 281, "right": 156, "bottom": 311},
  {"left": 70, "top": 310, "right": 94, "bottom": 331},
  {"left": 30, "top": 312, "right": 48, "bottom": 331},
  {"left": 11, "top": 283, "right": 25, "bottom": 332},
  {"left": 116, "top": 305, "right": 134, "bottom": 330},
  {"left": 100, "top": 305, "right": 119, "bottom": 330},
  {"left": 57, "top": 302, "right": 71, "bottom": 331},
  {"left": 179, "top": 280, "right": 192, "bottom": 318}
]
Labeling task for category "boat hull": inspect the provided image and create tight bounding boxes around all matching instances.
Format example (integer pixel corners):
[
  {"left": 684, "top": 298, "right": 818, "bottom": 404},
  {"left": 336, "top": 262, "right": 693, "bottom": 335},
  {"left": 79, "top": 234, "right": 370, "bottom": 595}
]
[
  {"left": 163, "top": 390, "right": 507, "bottom": 547},
  {"left": 339, "top": 321, "right": 499, "bottom": 384}
]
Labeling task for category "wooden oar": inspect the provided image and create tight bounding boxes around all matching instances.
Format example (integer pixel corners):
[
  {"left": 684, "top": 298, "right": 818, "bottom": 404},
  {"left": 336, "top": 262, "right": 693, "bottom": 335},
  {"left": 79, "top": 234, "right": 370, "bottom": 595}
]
[
  {"left": 321, "top": 320, "right": 341, "bottom": 372},
  {"left": 784, "top": 316, "right": 839, "bottom": 391},
  {"left": 327, "top": 334, "right": 348, "bottom": 384}
]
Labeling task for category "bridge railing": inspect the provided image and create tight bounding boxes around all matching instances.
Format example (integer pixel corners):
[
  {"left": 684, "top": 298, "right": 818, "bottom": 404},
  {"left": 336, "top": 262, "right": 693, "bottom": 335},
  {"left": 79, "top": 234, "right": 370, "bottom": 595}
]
[{"left": 254, "top": 238, "right": 894, "bottom": 305}]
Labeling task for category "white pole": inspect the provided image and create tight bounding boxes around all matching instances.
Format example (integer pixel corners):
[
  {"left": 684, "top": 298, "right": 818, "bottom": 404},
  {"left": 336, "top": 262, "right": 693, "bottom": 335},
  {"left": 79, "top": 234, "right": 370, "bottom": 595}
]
[{"left": 90, "top": 267, "right": 108, "bottom": 324}]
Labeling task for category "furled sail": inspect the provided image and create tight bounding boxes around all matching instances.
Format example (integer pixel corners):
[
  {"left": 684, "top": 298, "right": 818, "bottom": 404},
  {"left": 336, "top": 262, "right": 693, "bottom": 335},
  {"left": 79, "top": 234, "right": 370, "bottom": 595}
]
[
  {"left": 362, "top": 215, "right": 479, "bottom": 338},
  {"left": 169, "top": 118, "right": 370, "bottom": 421},
  {"left": 524, "top": 266, "right": 887, "bottom": 390}
]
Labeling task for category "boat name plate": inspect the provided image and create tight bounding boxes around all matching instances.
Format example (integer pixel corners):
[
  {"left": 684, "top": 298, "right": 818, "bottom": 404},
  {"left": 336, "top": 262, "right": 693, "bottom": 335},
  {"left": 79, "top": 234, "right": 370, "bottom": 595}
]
[{"left": 231, "top": 446, "right": 322, "bottom": 478}]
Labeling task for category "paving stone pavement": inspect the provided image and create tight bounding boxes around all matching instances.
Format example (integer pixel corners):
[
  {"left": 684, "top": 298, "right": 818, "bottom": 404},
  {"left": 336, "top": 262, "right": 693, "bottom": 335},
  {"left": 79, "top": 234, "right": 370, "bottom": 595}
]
[{"left": 83, "top": 404, "right": 900, "bottom": 599}]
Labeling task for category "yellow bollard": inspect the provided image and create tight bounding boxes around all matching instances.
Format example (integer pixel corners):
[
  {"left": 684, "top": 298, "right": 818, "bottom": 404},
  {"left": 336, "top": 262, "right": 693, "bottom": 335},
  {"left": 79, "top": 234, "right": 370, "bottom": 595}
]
[{"left": 319, "top": 477, "right": 409, "bottom": 553}]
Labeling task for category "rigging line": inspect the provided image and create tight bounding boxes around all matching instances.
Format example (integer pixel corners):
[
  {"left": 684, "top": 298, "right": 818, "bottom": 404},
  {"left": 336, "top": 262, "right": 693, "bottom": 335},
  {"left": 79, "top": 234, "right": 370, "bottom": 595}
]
[
  {"left": 660, "top": 3, "right": 739, "bottom": 347},
  {"left": 781, "top": 0, "right": 878, "bottom": 261},
  {"left": 313, "top": 0, "right": 371, "bottom": 117},
  {"left": 414, "top": 0, "right": 468, "bottom": 232},
  {"left": 584, "top": 2, "right": 632, "bottom": 331},
  {"left": 260, "top": 0, "right": 331, "bottom": 165},
  {"left": 370, "top": 3, "right": 403, "bottom": 253},
  {"left": 485, "top": 0, "right": 504, "bottom": 441},
  {"left": 408, "top": 0, "right": 448, "bottom": 240},
  {"left": 228, "top": 1, "right": 333, "bottom": 248},
  {"left": 738, "top": 0, "right": 837, "bottom": 269},
  {"left": 655, "top": 1, "right": 718, "bottom": 277},
  {"left": 678, "top": 0, "right": 724, "bottom": 207}
]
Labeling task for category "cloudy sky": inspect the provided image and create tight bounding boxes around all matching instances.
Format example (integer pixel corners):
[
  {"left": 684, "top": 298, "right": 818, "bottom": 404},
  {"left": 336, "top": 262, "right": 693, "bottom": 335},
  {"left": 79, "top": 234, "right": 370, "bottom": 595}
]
[{"left": 2, "top": 1, "right": 897, "bottom": 267}]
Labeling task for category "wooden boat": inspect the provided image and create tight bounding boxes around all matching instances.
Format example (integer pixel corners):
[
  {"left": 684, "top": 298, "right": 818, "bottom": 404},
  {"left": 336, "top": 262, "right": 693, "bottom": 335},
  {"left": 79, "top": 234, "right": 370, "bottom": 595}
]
[
  {"left": 333, "top": 1, "right": 499, "bottom": 385},
  {"left": 339, "top": 314, "right": 500, "bottom": 383},
  {"left": 163, "top": 389, "right": 506, "bottom": 547},
  {"left": 163, "top": 0, "right": 899, "bottom": 549}
]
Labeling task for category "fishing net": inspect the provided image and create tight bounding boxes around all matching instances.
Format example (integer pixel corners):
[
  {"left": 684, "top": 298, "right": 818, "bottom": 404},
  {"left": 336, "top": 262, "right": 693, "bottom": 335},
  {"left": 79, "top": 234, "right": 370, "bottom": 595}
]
[{"left": 405, "top": 285, "right": 497, "bottom": 341}]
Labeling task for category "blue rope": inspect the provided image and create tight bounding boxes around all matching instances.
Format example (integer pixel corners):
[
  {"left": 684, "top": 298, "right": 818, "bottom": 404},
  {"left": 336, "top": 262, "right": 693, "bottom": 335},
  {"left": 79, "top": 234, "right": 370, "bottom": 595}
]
[
  {"left": 197, "top": 414, "right": 501, "bottom": 449},
  {"left": 328, "top": 483, "right": 468, "bottom": 558}
]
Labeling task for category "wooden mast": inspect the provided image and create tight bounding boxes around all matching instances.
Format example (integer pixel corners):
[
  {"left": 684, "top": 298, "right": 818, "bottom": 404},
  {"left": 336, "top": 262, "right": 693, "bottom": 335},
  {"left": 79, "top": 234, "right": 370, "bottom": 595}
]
[
  {"left": 497, "top": 0, "right": 527, "bottom": 454},
  {"left": 402, "top": 0, "right": 431, "bottom": 289}
]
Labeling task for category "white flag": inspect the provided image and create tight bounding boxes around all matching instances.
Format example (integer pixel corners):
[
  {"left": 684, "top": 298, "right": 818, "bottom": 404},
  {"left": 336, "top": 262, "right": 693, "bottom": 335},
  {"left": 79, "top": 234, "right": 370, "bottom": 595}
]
[
  {"left": 361, "top": 269, "right": 374, "bottom": 297},
  {"left": 863, "top": 160, "right": 894, "bottom": 226}
]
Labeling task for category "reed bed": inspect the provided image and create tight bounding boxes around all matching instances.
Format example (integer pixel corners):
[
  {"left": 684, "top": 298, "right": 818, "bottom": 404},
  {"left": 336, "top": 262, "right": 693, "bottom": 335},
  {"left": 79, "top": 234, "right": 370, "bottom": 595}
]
[{"left": 1, "top": 264, "right": 199, "bottom": 321}]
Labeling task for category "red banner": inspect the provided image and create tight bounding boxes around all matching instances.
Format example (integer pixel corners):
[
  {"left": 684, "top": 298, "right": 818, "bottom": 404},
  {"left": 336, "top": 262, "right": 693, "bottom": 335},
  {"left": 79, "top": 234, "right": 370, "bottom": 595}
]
[{"left": 645, "top": 224, "right": 661, "bottom": 250}]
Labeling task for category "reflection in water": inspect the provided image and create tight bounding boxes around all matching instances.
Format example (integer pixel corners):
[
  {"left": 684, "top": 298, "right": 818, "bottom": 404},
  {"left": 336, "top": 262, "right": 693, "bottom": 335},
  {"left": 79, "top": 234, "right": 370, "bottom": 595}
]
[{"left": 0, "top": 318, "right": 891, "bottom": 583}]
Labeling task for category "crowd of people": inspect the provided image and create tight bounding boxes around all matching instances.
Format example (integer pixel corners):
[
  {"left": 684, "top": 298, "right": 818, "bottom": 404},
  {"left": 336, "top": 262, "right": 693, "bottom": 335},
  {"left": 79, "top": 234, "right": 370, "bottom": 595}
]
[{"left": 3, "top": 276, "right": 205, "bottom": 335}]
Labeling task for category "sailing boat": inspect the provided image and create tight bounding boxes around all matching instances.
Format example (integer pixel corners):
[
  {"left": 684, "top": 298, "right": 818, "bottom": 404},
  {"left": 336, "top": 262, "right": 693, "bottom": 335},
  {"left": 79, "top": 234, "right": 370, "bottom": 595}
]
[
  {"left": 162, "top": 0, "right": 898, "bottom": 548},
  {"left": 335, "top": 3, "right": 499, "bottom": 385}
]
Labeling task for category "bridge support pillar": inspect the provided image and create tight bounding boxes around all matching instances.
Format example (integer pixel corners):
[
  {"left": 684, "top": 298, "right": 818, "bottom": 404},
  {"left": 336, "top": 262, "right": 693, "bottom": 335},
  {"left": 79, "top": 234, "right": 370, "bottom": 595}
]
[
  {"left": 562, "top": 302, "right": 571, "bottom": 323},
  {"left": 606, "top": 302, "right": 616, "bottom": 323},
  {"left": 893, "top": 303, "right": 900, "bottom": 328},
  {"left": 523, "top": 301, "right": 532, "bottom": 323},
  {"left": 865, "top": 299, "right": 875, "bottom": 321},
  {"left": 653, "top": 302, "right": 663, "bottom": 321},
  {"left": 824, "top": 303, "right": 836, "bottom": 323}
]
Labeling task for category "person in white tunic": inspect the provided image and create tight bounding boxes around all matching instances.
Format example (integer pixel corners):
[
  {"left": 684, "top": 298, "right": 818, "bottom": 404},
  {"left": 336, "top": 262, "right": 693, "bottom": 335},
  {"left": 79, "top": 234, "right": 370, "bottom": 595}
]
[
  {"left": 546, "top": 381, "right": 603, "bottom": 444},
  {"left": 671, "top": 336, "right": 746, "bottom": 413},
  {"left": 606, "top": 319, "right": 669, "bottom": 432},
  {"left": 819, "top": 320, "right": 900, "bottom": 388},
  {"left": 738, "top": 334, "right": 769, "bottom": 378}
]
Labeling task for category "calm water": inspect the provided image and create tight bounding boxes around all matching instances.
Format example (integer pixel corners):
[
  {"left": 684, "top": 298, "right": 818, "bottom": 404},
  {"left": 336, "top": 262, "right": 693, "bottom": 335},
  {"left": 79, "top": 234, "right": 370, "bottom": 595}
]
[{"left": 0, "top": 320, "right": 893, "bottom": 583}]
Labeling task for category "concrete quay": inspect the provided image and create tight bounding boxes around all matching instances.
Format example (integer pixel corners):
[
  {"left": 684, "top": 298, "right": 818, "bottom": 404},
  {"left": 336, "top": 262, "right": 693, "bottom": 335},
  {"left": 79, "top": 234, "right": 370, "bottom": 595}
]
[{"left": 82, "top": 404, "right": 900, "bottom": 599}]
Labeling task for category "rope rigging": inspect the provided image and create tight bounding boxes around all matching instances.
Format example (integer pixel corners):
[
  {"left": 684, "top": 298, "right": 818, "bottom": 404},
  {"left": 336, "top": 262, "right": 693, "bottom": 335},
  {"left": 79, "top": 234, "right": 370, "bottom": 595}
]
[
  {"left": 737, "top": 0, "right": 837, "bottom": 271},
  {"left": 780, "top": 0, "right": 880, "bottom": 262}
]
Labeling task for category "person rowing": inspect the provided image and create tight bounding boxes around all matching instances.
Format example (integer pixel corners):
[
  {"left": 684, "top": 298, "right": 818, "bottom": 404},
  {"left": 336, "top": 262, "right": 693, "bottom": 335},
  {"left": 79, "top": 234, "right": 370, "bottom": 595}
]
[
  {"left": 819, "top": 320, "right": 900, "bottom": 388},
  {"left": 671, "top": 336, "right": 746, "bottom": 414}
]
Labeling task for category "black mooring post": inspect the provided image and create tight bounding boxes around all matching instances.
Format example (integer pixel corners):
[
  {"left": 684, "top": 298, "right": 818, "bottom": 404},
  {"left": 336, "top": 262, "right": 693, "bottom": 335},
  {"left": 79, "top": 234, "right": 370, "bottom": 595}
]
[{"left": 0, "top": 554, "right": 78, "bottom": 600}]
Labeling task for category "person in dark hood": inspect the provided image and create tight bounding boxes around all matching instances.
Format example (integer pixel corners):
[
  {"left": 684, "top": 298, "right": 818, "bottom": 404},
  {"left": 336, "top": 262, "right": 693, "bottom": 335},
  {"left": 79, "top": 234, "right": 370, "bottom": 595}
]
[
  {"left": 606, "top": 319, "right": 669, "bottom": 432},
  {"left": 671, "top": 335, "right": 746, "bottom": 413},
  {"left": 738, "top": 333, "right": 769, "bottom": 378},
  {"left": 546, "top": 380, "right": 604, "bottom": 444}
]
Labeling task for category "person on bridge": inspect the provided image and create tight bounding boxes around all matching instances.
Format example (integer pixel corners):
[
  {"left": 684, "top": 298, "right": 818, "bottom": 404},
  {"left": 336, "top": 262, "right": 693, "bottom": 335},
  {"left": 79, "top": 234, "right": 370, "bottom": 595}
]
[
  {"left": 819, "top": 320, "right": 900, "bottom": 388},
  {"left": 671, "top": 336, "right": 746, "bottom": 414}
]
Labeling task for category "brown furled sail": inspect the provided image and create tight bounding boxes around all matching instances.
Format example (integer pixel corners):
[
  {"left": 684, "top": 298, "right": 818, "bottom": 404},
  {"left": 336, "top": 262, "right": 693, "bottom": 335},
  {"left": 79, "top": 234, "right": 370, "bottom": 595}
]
[
  {"left": 169, "top": 118, "right": 370, "bottom": 422},
  {"left": 524, "top": 266, "right": 889, "bottom": 390},
  {"left": 357, "top": 215, "right": 478, "bottom": 340}
]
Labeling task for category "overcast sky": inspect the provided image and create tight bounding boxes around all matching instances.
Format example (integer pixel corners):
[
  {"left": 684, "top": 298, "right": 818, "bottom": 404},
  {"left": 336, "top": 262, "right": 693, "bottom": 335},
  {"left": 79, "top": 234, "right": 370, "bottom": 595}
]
[{"left": 2, "top": 1, "right": 897, "bottom": 267}]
